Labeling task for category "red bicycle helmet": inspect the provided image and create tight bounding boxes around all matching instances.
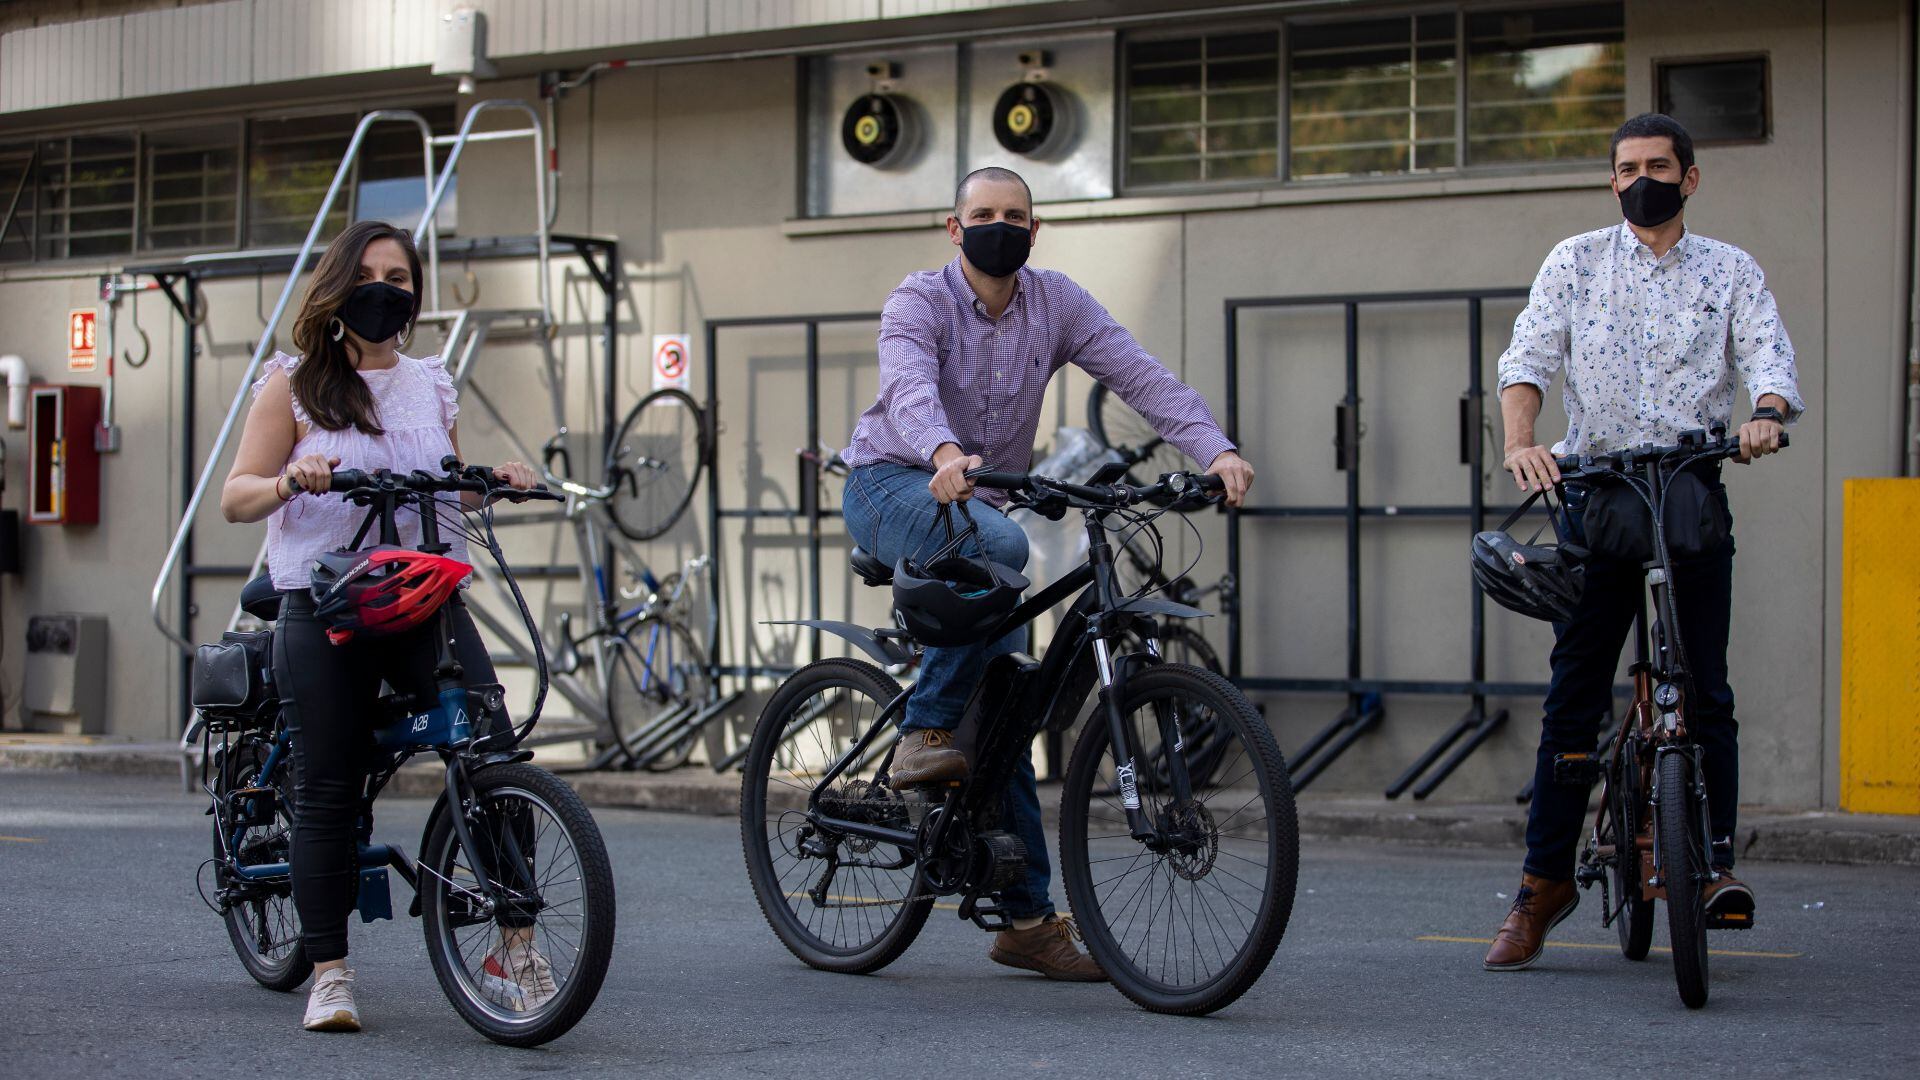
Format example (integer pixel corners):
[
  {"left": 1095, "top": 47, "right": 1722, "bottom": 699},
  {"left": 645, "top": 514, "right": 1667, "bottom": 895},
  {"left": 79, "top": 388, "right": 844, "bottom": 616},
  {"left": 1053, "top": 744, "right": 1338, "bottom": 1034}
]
[{"left": 309, "top": 546, "right": 471, "bottom": 645}]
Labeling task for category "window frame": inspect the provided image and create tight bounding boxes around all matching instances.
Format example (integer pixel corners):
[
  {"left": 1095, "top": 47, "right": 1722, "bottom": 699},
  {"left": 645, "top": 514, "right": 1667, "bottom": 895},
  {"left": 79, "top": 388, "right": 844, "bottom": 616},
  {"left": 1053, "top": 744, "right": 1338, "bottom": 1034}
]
[
  {"left": 1653, "top": 52, "right": 1772, "bottom": 149},
  {"left": 139, "top": 119, "right": 245, "bottom": 256},
  {"left": 1118, "top": 0, "right": 1624, "bottom": 198}
]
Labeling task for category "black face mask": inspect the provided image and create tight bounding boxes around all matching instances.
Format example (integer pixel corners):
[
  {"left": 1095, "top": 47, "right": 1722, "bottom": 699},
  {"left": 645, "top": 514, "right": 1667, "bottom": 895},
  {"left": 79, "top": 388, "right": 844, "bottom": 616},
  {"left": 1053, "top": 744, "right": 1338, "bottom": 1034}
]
[
  {"left": 1617, "top": 175, "right": 1685, "bottom": 228},
  {"left": 960, "top": 221, "right": 1034, "bottom": 278},
  {"left": 336, "top": 281, "right": 415, "bottom": 344}
]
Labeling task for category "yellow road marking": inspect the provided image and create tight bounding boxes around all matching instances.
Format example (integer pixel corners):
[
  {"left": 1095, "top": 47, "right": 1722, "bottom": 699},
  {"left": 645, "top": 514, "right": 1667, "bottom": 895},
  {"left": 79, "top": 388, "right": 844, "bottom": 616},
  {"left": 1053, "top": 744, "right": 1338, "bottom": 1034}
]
[
  {"left": 786, "top": 891, "right": 960, "bottom": 912},
  {"left": 0, "top": 835, "right": 44, "bottom": 843},
  {"left": 1416, "top": 934, "right": 1801, "bottom": 960}
]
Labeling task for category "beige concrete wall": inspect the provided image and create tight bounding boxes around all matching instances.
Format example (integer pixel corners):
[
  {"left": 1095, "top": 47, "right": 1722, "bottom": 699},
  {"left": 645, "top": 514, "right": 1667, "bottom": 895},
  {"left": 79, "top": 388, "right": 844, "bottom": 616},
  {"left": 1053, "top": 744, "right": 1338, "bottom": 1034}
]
[{"left": 0, "top": 0, "right": 1907, "bottom": 806}]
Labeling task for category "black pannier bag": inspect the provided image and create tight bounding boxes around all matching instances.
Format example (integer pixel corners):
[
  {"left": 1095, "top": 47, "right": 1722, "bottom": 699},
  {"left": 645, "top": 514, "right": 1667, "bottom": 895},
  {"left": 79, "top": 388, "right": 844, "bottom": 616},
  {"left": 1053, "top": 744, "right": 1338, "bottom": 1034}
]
[
  {"left": 191, "top": 630, "right": 276, "bottom": 723},
  {"left": 1581, "top": 466, "right": 1729, "bottom": 564}
]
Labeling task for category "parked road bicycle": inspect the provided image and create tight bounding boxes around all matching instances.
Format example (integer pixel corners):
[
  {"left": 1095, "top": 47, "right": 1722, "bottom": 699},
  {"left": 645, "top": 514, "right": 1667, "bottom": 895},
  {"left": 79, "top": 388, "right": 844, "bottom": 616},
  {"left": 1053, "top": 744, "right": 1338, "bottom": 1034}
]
[
  {"left": 1552, "top": 426, "right": 1784, "bottom": 1009},
  {"left": 190, "top": 459, "right": 616, "bottom": 1046},
  {"left": 739, "top": 463, "right": 1298, "bottom": 1015}
]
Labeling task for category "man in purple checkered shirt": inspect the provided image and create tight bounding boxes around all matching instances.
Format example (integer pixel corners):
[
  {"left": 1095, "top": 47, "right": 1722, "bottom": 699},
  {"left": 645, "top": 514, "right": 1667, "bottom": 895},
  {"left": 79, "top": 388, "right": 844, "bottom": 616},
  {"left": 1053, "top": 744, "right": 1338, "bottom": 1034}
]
[{"left": 841, "top": 167, "right": 1254, "bottom": 981}]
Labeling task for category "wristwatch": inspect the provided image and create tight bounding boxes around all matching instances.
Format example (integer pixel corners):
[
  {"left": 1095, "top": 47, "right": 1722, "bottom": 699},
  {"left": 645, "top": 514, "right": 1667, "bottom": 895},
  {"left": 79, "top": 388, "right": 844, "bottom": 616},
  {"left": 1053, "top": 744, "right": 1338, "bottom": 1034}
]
[{"left": 1750, "top": 405, "right": 1785, "bottom": 425}]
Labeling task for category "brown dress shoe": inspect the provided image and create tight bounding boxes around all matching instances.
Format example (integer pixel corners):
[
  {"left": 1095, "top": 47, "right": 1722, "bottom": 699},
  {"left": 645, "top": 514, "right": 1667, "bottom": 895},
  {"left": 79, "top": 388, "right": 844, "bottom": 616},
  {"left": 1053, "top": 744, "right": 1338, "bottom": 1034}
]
[
  {"left": 1483, "top": 873, "right": 1580, "bottom": 971},
  {"left": 989, "top": 914, "right": 1108, "bottom": 982},
  {"left": 1704, "top": 867, "right": 1756, "bottom": 927},
  {"left": 889, "top": 729, "right": 968, "bottom": 788}
]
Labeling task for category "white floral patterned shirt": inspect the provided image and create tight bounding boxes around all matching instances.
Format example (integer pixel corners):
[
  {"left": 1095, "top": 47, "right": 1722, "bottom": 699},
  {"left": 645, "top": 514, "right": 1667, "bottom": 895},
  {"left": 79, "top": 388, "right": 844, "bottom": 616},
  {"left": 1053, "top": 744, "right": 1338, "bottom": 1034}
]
[{"left": 1497, "top": 223, "right": 1805, "bottom": 455}]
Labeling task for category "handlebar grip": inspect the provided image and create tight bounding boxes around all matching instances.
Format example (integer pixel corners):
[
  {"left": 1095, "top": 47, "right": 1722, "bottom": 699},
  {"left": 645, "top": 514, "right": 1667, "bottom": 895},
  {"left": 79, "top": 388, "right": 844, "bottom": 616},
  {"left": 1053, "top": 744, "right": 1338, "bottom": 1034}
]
[
  {"left": 968, "top": 470, "right": 1030, "bottom": 492},
  {"left": 1778, "top": 431, "right": 1790, "bottom": 450},
  {"left": 1193, "top": 473, "right": 1226, "bottom": 492}
]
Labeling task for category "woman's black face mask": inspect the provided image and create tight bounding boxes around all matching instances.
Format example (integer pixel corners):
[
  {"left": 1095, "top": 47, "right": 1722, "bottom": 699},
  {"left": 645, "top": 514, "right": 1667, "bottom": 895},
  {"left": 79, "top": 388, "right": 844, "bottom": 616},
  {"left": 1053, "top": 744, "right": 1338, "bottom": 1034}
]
[{"left": 337, "top": 281, "right": 415, "bottom": 344}]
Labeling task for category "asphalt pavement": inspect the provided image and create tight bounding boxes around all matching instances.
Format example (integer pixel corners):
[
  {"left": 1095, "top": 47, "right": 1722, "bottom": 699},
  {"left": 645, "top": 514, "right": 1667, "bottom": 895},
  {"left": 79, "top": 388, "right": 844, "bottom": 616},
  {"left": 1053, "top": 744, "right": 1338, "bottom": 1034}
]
[{"left": 2, "top": 768, "right": 1914, "bottom": 1079}]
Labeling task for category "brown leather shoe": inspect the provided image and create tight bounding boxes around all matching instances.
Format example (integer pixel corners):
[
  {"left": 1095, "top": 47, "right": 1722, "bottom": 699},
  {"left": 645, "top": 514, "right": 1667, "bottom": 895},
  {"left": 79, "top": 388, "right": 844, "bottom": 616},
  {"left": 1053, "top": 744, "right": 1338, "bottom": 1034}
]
[
  {"left": 1483, "top": 873, "right": 1580, "bottom": 971},
  {"left": 1704, "top": 867, "right": 1756, "bottom": 928},
  {"left": 889, "top": 729, "right": 968, "bottom": 788},
  {"left": 989, "top": 914, "right": 1108, "bottom": 982}
]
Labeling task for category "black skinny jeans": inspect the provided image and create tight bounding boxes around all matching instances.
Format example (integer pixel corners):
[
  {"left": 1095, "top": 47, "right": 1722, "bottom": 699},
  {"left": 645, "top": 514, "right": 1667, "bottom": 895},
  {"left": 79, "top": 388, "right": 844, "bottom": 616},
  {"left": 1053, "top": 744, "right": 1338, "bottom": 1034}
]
[
  {"left": 274, "top": 591, "right": 508, "bottom": 964},
  {"left": 1524, "top": 477, "right": 1740, "bottom": 881}
]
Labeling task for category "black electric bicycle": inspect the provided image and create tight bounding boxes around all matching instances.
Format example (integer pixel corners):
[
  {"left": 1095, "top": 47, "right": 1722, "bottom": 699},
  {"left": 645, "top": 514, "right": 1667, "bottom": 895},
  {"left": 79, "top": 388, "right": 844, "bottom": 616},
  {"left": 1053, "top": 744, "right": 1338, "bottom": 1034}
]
[
  {"left": 189, "top": 458, "right": 616, "bottom": 1046},
  {"left": 739, "top": 464, "right": 1298, "bottom": 1015},
  {"left": 1558, "top": 426, "right": 1783, "bottom": 1009}
]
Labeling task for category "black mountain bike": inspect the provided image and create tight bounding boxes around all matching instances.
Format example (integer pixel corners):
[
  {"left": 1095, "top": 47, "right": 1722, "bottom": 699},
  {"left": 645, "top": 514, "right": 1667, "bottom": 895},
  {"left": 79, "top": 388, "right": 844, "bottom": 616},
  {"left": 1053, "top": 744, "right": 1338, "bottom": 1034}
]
[
  {"left": 1559, "top": 426, "right": 1783, "bottom": 1009},
  {"left": 189, "top": 458, "right": 616, "bottom": 1046},
  {"left": 739, "top": 465, "right": 1298, "bottom": 1015}
]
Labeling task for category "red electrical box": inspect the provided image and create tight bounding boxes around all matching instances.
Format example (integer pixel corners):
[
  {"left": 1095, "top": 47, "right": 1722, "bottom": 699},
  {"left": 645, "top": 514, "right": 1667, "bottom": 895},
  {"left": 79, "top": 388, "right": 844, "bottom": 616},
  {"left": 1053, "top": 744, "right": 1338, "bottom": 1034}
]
[{"left": 28, "top": 385, "right": 101, "bottom": 526}]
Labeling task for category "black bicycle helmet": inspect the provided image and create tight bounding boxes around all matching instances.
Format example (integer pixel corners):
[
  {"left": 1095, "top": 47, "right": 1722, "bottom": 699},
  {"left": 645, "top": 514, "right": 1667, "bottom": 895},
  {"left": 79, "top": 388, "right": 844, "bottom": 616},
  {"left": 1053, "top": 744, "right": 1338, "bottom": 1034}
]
[
  {"left": 1469, "top": 489, "right": 1587, "bottom": 624},
  {"left": 891, "top": 503, "right": 1028, "bottom": 648}
]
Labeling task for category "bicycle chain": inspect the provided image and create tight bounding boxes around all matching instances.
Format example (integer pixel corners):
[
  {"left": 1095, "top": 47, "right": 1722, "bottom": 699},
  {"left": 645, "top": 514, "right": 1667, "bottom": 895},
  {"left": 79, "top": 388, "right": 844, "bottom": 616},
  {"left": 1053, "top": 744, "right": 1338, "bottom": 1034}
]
[{"left": 803, "top": 781, "right": 952, "bottom": 909}]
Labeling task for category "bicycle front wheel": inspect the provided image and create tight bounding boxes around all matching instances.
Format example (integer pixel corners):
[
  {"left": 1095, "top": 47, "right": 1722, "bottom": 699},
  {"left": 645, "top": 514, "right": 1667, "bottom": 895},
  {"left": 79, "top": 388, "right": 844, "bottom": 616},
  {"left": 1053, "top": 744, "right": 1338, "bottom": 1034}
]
[
  {"left": 606, "top": 615, "right": 713, "bottom": 771},
  {"left": 607, "top": 388, "right": 708, "bottom": 541},
  {"left": 420, "top": 763, "right": 616, "bottom": 1046},
  {"left": 1656, "top": 749, "right": 1710, "bottom": 1008},
  {"left": 214, "top": 732, "right": 311, "bottom": 991},
  {"left": 1060, "top": 663, "right": 1298, "bottom": 1015}
]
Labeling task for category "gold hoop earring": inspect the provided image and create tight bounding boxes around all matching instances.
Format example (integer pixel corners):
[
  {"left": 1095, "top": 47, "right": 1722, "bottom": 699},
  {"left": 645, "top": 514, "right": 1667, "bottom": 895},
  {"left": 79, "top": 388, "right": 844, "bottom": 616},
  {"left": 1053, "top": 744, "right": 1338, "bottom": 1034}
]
[{"left": 329, "top": 317, "right": 345, "bottom": 342}]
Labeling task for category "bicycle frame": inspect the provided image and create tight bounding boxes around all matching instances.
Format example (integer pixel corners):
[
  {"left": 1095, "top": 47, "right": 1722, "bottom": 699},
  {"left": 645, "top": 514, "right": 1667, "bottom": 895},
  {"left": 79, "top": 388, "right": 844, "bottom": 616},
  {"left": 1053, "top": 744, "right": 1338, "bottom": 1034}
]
[{"left": 794, "top": 499, "right": 1212, "bottom": 863}]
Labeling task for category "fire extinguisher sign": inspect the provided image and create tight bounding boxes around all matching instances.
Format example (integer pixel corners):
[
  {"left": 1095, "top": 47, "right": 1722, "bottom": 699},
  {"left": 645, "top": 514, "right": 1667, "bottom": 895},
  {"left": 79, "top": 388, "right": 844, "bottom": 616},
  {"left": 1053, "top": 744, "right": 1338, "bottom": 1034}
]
[
  {"left": 652, "top": 334, "right": 691, "bottom": 393},
  {"left": 68, "top": 308, "right": 97, "bottom": 372}
]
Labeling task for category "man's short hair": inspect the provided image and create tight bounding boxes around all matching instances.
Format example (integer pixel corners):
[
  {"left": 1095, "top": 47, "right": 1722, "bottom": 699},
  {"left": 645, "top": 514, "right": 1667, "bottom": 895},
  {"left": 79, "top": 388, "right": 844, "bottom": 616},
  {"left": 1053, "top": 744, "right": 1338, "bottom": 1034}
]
[
  {"left": 954, "top": 166, "right": 1033, "bottom": 216},
  {"left": 1610, "top": 113, "right": 1695, "bottom": 173}
]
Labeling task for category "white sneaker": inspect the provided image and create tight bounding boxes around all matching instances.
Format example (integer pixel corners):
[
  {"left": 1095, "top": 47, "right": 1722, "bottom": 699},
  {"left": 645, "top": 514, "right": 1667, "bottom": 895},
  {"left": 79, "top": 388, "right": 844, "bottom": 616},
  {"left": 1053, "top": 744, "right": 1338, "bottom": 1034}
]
[
  {"left": 302, "top": 967, "right": 361, "bottom": 1032},
  {"left": 480, "top": 942, "right": 559, "bottom": 1011}
]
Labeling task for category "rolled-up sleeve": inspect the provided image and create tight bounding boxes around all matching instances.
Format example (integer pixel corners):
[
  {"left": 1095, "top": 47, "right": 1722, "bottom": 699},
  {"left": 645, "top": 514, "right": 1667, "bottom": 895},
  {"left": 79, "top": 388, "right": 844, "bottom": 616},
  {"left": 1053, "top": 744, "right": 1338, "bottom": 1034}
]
[
  {"left": 1728, "top": 255, "right": 1806, "bottom": 422},
  {"left": 1498, "top": 243, "right": 1573, "bottom": 394},
  {"left": 1062, "top": 281, "right": 1235, "bottom": 469},
  {"left": 875, "top": 286, "right": 961, "bottom": 463}
]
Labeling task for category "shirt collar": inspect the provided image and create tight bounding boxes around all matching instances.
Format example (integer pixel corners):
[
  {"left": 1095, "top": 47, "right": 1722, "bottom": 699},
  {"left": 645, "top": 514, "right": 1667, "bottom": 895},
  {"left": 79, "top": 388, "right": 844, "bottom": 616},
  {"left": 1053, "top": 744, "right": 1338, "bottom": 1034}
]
[
  {"left": 944, "top": 256, "right": 1027, "bottom": 320},
  {"left": 1618, "top": 221, "right": 1691, "bottom": 267}
]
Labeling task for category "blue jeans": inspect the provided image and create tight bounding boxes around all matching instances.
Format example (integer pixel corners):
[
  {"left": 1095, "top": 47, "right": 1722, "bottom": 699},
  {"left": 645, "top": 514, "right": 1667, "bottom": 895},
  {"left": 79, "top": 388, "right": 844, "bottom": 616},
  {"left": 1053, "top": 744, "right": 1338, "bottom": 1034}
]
[
  {"left": 1524, "top": 479, "right": 1739, "bottom": 881},
  {"left": 842, "top": 463, "right": 1053, "bottom": 920}
]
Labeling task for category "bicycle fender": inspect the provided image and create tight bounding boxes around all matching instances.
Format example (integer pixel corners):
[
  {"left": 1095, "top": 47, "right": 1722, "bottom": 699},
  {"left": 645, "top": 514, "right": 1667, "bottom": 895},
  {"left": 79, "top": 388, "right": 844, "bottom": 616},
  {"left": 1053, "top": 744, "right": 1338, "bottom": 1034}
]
[
  {"left": 1115, "top": 597, "right": 1212, "bottom": 621},
  {"left": 762, "top": 619, "right": 915, "bottom": 667}
]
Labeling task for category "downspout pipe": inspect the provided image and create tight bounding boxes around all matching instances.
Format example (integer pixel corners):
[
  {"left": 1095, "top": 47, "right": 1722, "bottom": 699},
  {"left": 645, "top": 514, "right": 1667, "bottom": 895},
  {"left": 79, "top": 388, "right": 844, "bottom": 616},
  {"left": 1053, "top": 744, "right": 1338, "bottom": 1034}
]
[{"left": 0, "top": 354, "right": 29, "bottom": 429}]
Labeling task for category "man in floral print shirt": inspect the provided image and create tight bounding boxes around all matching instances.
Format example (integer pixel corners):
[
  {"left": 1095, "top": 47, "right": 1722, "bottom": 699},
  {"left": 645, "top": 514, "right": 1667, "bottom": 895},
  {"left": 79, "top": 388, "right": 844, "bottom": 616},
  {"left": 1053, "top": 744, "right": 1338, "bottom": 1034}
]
[{"left": 1483, "top": 113, "right": 1804, "bottom": 972}]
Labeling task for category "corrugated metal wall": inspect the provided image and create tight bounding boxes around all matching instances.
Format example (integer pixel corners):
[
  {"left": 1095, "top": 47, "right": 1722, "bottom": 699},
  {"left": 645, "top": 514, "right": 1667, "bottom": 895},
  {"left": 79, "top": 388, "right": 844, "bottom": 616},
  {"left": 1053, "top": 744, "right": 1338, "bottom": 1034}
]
[{"left": 0, "top": 0, "right": 1093, "bottom": 114}]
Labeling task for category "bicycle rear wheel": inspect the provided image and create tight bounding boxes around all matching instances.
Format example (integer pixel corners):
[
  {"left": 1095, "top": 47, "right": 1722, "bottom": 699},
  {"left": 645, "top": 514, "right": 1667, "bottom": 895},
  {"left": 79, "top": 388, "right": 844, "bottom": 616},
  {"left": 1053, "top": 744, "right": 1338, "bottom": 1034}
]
[
  {"left": 1656, "top": 749, "right": 1710, "bottom": 1008},
  {"left": 1087, "top": 382, "right": 1189, "bottom": 484},
  {"left": 1609, "top": 733, "right": 1655, "bottom": 961},
  {"left": 1061, "top": 663, "right": 1297, "bottom": 1015},
  {"left": 607, "top": 388, "right": 708, "bottom": 541},
  {"left": 420, "top": 763, "right": 616, "bottom": 1046},
  {"left": 606, "top": 615, "right": 712, "bottom": 771},
  {"left": 214, "top": 732, "right": 311, "bottom": 992},
  {"left": 740, "top": 658, "right": 933, "bottom": 974}
]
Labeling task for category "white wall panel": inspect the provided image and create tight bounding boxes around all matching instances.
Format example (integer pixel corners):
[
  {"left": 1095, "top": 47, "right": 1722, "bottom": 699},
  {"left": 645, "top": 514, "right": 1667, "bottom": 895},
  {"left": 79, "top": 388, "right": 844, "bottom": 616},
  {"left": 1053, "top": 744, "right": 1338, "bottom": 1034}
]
[
  {"left": 0, "top": 17, "right": 122, "bottom": 113},
  {"left": 456, "top": 0, "right": 546, "bottom": 58},
  {"left": 546, "top": 0, "right": 708, "bottom": 53},
  {"left": 711, "top": 0, "right": 881, "bottom": 36},
  {"left": 882, "top": 0, "right": 1064, "bottom": 16},
  {"left": 123, "top": 1, "right": 253, "bottom": 99},
  {"left": 252, "top": 0, "right": 393, "bottom": 82}
]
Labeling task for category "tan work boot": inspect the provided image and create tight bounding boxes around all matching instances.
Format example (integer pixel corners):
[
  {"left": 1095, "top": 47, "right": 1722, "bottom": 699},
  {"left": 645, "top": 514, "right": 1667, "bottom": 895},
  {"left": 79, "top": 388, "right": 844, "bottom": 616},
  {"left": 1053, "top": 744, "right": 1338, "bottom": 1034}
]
[
  {"left": 889, "top": 729, "right": 968, "bottom": 788},
  {"left": 1483, "top": 873, "right": 1580, "bottom": 971},
  {"left": 989, "top": 914, "right": 1108, "bottom": 982}
]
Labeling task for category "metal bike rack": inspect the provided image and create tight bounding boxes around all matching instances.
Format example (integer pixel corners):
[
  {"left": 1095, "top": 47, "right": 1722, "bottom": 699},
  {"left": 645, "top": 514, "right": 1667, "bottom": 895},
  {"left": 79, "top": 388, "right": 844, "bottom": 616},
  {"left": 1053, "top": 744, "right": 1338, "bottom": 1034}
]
[
  {"left": 1222, "top": 288, "right": 1625, "bottom": 797},
  {"left": 141, "top": 103, "right": 631, "bottom": 758}
]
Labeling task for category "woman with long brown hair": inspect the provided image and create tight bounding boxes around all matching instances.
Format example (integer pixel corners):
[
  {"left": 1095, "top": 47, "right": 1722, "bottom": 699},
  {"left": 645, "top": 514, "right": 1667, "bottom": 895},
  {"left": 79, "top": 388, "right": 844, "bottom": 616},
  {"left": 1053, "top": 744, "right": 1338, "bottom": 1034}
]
[{"left": 222, "top": 220, "right": 542, "bottom": 1032}]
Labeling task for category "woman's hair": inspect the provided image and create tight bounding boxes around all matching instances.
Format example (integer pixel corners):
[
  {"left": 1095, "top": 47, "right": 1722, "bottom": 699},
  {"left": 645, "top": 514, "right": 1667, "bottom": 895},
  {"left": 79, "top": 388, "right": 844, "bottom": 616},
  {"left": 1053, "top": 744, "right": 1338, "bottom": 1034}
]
[{"left": 288, "top": 220, "right": 423, "bottom": 434}]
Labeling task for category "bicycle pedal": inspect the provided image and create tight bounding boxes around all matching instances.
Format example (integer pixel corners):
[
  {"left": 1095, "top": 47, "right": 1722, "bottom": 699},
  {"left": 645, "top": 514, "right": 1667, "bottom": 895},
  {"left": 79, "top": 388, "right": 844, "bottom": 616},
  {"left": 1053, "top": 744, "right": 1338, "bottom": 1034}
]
[
  {"left": 1706, "top": 911, "right": 1755, "bottom": 930},
  {"left": 1574, "top": 864, "right": 1606, "bottom": 888},
  {"left": 1552, "top": 753, "right": 1602, "bottom": 786}
]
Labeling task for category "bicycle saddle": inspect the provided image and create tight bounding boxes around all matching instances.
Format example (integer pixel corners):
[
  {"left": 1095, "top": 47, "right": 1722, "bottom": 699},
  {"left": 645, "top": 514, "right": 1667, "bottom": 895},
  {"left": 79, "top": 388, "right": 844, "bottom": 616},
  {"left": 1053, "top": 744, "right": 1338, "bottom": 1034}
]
[
  {"left": 848, "top": 547, "right": 893, "bottom": 587},
  {"left": 240, "top": 573, "right": 283, "bottom": 622}
]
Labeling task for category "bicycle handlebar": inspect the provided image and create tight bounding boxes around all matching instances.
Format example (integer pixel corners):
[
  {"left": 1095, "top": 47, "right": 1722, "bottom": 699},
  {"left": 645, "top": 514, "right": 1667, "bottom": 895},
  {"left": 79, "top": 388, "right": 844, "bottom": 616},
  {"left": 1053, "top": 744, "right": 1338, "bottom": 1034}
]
[
  {"left": 968, "top": 467, "right": 1224, "bottom": 510},
  {"left": 288, "top": 458, "right": 559, "bottom": 502},
  {"left": 1553, "top": 429, "right": 1788, "bottom": 480}
]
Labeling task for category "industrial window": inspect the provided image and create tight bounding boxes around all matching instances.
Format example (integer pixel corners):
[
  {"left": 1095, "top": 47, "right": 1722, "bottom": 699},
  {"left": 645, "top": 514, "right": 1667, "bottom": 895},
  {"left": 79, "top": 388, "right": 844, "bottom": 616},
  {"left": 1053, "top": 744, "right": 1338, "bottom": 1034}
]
[
  {"left": 1658, "top": 56, "right": 1769, "bottom": 143},
  {"left": 1122, "top": 2, "right": 1624, "bottom": 190},
  {"left": 246, "top": 112, "right": 358, "bottom": 248},
  {"left": 1465, "top": 5, "right": 1626, "bottom": 166},
  {"left": 0, "top": 146, "right": 34, "bottom": 262},
  {"left": 1126, "top": 31, "right": 1282, "bottom": 186},
  {"left": 1290, "top": 13, "right": 1458, "bottom": 178},
  {"left": 32, "top": 135, "right": 138, "bottom": 260},
  {"left": 142, "top": 124, "right": 240, "bottom": 253}
]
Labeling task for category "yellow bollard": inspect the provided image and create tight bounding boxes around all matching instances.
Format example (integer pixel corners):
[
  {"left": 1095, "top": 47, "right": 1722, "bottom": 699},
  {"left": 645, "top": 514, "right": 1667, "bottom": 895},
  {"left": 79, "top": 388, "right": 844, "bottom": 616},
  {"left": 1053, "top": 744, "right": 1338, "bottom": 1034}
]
[{"left": 1840, "top": 478, "right": 1920, "bottom": 814}]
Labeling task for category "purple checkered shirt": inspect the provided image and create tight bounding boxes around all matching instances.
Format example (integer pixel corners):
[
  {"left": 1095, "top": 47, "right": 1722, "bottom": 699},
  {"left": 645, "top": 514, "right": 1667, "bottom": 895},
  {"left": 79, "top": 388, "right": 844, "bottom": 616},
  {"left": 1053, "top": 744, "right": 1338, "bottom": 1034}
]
[{"left": 844, "top": 258, "right": 1234, "bottom": 507}]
